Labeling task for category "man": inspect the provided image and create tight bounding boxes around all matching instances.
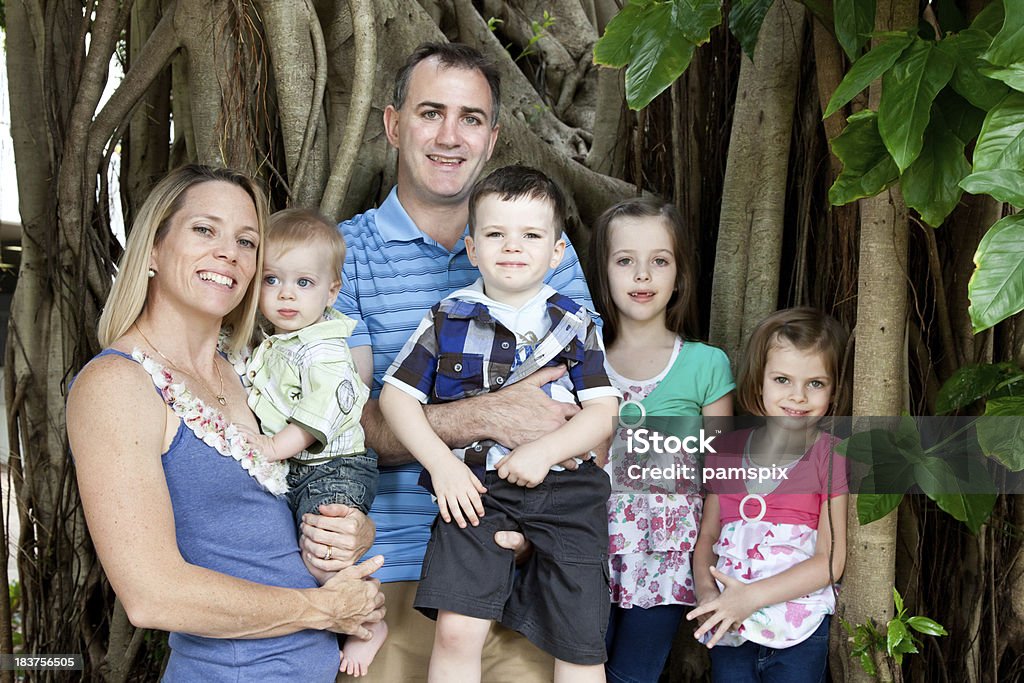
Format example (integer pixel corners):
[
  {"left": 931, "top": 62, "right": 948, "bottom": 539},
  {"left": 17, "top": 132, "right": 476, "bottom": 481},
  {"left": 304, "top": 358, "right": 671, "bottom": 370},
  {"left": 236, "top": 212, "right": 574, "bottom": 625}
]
[{"left": 335, "top": 43, "right": 595, "bottom": 682}]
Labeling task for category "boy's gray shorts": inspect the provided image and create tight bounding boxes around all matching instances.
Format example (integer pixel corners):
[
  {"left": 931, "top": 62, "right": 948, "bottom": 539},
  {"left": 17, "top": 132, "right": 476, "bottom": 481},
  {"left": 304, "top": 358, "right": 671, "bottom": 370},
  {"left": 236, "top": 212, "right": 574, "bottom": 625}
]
[{"left": 414, "top": 460, "right": 611, "bottom": 665}]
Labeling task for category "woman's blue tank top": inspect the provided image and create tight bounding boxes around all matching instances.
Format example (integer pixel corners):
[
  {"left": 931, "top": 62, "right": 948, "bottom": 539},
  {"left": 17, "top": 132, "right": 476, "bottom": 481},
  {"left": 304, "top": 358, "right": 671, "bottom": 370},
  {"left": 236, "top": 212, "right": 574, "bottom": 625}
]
[{"left": 94, "top": 350, "right": 338, "bottom": 681}]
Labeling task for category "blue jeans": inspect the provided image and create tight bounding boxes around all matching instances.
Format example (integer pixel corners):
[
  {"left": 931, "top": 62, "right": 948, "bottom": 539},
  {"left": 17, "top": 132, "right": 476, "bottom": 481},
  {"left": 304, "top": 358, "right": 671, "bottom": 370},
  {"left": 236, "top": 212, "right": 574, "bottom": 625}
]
[
  {"left": 605, "top": 603, "right": 687, "bottom": 683},
  {"left": 709, "top": 615, "right": 830, "bottom": 683},
  {"left": 286, "top": 452, "right": 378, "bottom": 522}
]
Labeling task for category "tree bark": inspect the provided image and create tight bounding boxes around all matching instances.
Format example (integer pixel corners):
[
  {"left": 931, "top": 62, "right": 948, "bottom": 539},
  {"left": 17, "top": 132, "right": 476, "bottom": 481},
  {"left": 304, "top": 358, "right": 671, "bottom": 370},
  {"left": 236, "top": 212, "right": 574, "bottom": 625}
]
[
  {"left": 709, "top": 0, "right": 806, "bottom": 363},
  {"left": 838, "top": 0, "right": 919, "bottom": 680},
  {"left": 125, "top": 0, "right": 174, "bottom": 223},
  {"left": 259, "top": 0, "right": 330, "bottom": 206}
]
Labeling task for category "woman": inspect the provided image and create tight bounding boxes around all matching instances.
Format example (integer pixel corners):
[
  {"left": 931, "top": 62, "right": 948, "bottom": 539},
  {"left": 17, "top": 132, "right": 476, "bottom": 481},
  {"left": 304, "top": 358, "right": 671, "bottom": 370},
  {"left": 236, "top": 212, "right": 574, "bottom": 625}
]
[{"left": 67, "top": 165, "right": 384, "bottom": 680}]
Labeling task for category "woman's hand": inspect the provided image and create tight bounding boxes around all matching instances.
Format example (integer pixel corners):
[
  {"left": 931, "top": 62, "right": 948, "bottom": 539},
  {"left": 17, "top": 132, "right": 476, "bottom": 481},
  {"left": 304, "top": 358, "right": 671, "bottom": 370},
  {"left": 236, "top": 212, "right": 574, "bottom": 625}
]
[
  {"left": 318, "top": 555, "right": 387, "bottom": 638},
  {"left": 687, "top": 566, "right": 759, "bottom": 648},
  {"left": 301, "top": 504, "right": 375, "bottom": 576}
]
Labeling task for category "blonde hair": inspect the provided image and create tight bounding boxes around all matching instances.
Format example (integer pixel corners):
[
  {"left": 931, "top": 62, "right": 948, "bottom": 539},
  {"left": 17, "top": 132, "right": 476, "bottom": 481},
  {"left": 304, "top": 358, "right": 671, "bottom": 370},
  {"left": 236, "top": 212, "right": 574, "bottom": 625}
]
[
  {"left": 97, "top": 165, "right": 269, "bottom": 354},
  {"left": 266, "top": 208, "right": 346, "bottom": 279}
]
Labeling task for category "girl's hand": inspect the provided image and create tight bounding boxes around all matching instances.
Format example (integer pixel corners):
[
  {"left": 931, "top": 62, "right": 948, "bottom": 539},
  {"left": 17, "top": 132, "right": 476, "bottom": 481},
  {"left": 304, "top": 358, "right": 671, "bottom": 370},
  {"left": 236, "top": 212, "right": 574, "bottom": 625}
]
[
  {"left": 430, "top": 459, "right": 487, "bottom": 527},
  {"left": 687, "top": 566, "right": 760, "bottom": 648},
  {"left": 495, "top": 444, "right": 550, "bottom": 487}
]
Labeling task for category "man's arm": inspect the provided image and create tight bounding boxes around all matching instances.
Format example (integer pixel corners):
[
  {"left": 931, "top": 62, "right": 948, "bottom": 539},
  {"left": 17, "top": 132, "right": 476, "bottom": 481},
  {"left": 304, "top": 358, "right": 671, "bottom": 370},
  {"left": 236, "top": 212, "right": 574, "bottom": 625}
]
[{"left": 352, "top": 345, "right": 578, "bottom": 466}]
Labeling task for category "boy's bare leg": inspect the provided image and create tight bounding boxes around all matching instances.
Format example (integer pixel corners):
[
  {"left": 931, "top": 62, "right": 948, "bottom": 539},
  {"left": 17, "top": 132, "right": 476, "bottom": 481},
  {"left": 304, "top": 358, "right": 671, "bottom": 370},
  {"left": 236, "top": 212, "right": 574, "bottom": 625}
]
[
  {"left": 554, "top": 660, "right": 606, "bottom": 683},
  {"left": 340, "top": 620, "right": 389, "bottom": 677},
  {"left": 428, "top": 611, "right": 490, "bottom": 683}
]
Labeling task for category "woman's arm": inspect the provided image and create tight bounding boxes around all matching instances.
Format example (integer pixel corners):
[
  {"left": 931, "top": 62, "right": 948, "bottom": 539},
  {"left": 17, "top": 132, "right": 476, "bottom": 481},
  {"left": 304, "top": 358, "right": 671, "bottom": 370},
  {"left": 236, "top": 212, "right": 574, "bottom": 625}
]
[
  {"left": 689, "top": 495, "right": 848, "bottom": 647},
  {"left": 68, "top": 356, "right": 384, "bottom": 639}
]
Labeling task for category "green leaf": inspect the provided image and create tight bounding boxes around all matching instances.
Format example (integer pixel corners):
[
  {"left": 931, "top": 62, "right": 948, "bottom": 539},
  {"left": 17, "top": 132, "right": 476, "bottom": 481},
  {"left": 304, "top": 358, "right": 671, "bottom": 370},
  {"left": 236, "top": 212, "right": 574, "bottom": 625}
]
[
  {"left": 857, "top": 493, "right": 904, "bottom": 524},
  {"left": 987, "top": 397, "right": 1024, "bottom": 416},
  {"left": 594, "top": 2, "right": 651, "bottom": 67},
  {"left": 879, "top": 39, "right": 957, "bottom": 172},
  {"left": 981, "top": 0, "right": 1024, "bottom": 67},
  {"left": 968, "top": 213, "right": 1024, "bottom": 332},
  {"left": 828, "top": 111, "right": 900, "bottom": 205},
  {"left": 729, "top": 0, "right": 774, "bottom": 60},
  {"left": 928, "top": 487, "right": 997, "bottom": 534},
  {"left": 960, "top": 170, "right": 1024, "bottom": 207},
  {"left": 980, "top": 63, "right": 1024, "bottom": 92},
  {"left": 970, "top": 0, "right": 1005, "bottom": 38},
  {"left": 936, "top": 362, "right": 1024, "bottom": 414},
  {"left": 934, "top": 89, "right": 986, "bottom": 145},
  {"left": 824, "top": 33, "right": 914, "bottom": 118},
  {"left": 887, "top": 618, "right": 910, "bottom": 657},
  {"left": 901, "top": 106, "right": 970, "bottom": 227},
  {"left": 946, "top": 29, "right": 1011, "bottom": 111},
  {"left": 596, "top": 0, "right": 722, "bottom": 110},
  {"left": 834, "top": 0, "right": 875, "bottom": 60},
  {"left": 977, "top": 410, "right": 1024, "bottom": 472},
  {"left": 672, "top": 0, "right": 722, "bottom": 44},
  {"left": 907, "top": 616, "right": 949, "bottom": 637},
  {"left": 859, "top": 651, "right": 877, "bottom": 676},
  {"left": 893, "top": 587, "right": 904, "bottom": 614},
  {"left": 972, "top": 91, "right": 1024, "bottom": 172}
]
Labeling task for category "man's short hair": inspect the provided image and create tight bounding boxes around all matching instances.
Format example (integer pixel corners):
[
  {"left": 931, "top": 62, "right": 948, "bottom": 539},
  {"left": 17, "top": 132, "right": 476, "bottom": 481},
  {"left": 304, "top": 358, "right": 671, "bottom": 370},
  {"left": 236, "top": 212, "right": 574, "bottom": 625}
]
[
  {"left": 393, "top": 42, "right": 501, "bottom": 127},
  {"left": 467, "top": 165, "right": 566, "bottom": 238}
]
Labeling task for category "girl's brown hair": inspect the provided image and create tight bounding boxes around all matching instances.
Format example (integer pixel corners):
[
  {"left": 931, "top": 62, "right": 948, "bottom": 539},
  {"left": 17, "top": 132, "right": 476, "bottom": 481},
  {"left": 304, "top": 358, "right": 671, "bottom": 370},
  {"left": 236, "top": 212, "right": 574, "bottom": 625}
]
[
  {"left": 736, "top": 307, "right": 849, "bottom": 416},
  {"left": 585, "top": 198, "right": 699, "bottom": 347}
]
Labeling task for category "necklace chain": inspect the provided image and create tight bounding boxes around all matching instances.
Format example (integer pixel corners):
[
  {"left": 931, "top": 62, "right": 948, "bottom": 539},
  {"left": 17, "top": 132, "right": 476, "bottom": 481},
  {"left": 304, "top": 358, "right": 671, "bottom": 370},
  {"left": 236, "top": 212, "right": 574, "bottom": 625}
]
[{"left": 135, "top": 324, "right": 227, "bottom": 406}]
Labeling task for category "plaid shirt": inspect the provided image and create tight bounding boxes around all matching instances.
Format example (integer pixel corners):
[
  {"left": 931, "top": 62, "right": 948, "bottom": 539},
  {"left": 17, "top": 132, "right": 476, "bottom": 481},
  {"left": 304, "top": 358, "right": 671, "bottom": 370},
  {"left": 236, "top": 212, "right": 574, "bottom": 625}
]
[
  {"left": 384, "top": 283, "right": 617, "bottom": 471},
  {"left": 246, "top": 310, "right": 369, "bottom": 464}
]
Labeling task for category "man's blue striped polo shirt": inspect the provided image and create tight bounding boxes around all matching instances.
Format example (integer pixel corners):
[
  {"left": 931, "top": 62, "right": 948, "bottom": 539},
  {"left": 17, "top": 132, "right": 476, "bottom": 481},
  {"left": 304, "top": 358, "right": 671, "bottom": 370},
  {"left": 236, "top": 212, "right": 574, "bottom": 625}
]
[{"left": 334, "top": 187, "right": 594, "bottom": 582}]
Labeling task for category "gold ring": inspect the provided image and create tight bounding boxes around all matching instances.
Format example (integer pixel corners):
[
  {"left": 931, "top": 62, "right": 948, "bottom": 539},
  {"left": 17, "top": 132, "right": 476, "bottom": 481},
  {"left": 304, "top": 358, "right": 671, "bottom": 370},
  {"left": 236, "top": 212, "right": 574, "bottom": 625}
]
[{"left": 324, "top": 546, "right": 333, "bottom": 562}]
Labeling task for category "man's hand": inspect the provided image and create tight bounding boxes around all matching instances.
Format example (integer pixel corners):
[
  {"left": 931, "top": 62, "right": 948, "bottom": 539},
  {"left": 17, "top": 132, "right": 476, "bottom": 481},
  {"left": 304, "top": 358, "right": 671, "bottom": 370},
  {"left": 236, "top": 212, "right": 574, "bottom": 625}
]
[
  {"left": 301, "top": 504, "right": 375, "bottom": 575},
  {"left": 493, "top": 530, "right": 534, "bottom": 564},
  {"left": 495, "top": 443, "right": 551, "bottom": 488},
  {"left": 430, "top": 459, "right": 487, "bottom": 528},
  {"left": 483, "top": 365, "right": 579, "bottom": 448}
]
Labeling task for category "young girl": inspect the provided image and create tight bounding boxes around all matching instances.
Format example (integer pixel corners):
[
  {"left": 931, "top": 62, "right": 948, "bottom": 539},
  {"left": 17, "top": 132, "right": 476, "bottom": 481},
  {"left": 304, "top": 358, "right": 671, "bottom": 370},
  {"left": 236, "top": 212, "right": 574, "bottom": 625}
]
[
  {"left": 690, "top": 307, "right": 849, "bottom": 682},
  {"left": 587, "top": 198, "right": 734, "bottom": 683}
]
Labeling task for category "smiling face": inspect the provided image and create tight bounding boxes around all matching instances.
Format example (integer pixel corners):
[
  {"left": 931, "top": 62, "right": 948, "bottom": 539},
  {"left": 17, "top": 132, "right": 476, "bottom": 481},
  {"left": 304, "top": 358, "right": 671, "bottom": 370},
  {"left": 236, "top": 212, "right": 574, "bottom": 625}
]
[
  {"left": 465, "top": 194, "right": 565, "bottom": 308},
  {"left": 149, "top": 181, "right": 259, "bottom": 320},
  {"left": 383, "top": 58, "right": 499, "bottom": 212},
  {"left": 259, "top": 244, "right": 341, "bottom": 334},
  {"left": 606, "top": 216, "right": 678, "bottom": 327},
  {"left": 761, "top": 340, "right": 834, "bottom": 422}
]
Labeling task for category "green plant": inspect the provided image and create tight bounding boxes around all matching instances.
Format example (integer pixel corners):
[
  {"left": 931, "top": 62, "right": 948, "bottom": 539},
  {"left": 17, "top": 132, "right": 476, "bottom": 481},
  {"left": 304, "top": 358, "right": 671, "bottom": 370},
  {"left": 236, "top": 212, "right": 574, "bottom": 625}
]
[
  {"left": 486, "top": 11, "right": 557, "bottom": 63},
  {"left": 9, "top": 581, "right": 23, "bottom": 649},
  {"left": 843, "top": 588, "right": 948, "bottom": 677},
  {"left": 595, "top": 0, "right": 1023, "bottom": 331}
]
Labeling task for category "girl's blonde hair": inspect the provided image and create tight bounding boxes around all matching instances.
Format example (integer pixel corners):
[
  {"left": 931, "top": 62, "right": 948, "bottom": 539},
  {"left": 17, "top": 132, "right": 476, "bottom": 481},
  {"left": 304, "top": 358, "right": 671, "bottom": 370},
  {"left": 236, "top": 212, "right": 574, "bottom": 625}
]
[
  {"left": 736, "top": 307, "right": 850, "bottom": 416},
  {"left": 97, "top": 165, "right": 269, "bottom": 354}
]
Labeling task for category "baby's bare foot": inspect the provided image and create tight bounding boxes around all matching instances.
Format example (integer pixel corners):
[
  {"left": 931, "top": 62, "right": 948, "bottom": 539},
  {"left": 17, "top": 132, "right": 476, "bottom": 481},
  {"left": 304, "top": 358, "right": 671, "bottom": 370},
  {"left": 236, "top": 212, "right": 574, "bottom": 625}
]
[{"left": 340, "top": 620, "right": 388, "bottom": 677}]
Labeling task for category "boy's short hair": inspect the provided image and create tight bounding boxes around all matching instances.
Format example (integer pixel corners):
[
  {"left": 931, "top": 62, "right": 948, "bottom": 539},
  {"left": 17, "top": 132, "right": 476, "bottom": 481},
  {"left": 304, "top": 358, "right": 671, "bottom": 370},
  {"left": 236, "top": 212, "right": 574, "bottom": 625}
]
[
  {"left": 266, "top": 208, "right": 346, "bottom": 279},
  {"left": 467, "top": 165, "right": 566, "bottom": 239}
]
